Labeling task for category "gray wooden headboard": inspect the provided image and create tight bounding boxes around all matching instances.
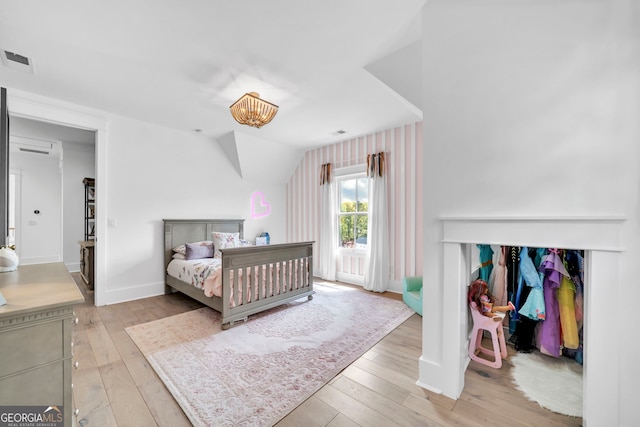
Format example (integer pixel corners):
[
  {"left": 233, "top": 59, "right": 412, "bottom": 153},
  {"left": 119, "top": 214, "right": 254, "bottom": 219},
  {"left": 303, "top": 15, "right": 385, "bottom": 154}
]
[{"left": 163, "top": 219, "right": 244, "bottom": 269}]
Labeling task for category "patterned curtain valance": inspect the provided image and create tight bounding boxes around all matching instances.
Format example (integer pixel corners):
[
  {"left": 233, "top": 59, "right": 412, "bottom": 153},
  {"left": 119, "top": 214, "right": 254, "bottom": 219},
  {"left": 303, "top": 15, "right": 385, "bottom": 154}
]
[
  {"left": 320, "top": 163, "right": 332, "bottom": 185},
  {"left": 367, "top": 152, "right": 385, "bottom": 178}
]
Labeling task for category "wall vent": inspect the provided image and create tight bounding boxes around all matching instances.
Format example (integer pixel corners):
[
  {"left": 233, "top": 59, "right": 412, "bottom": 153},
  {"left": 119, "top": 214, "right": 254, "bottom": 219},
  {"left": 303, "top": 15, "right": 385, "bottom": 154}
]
[
  {"left": 10, "top": 136, "right": 58, "bottom": 156},
  {"left": 19, "top": 147, "right": 50, "bottom": 155},
  {"left": 1, "top": 50, "right": 35, "bottom": 74}
]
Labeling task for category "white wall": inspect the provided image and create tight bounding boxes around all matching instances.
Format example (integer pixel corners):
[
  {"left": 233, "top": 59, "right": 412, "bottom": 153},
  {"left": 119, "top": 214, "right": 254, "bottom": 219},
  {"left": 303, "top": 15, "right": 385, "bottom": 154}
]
[
  {"left": 102, "top": 116, "right": 286, "bottom": 303},
  {"left": 9, "top": 151, "right": 61, "bottom": 264},
  {"left": 6, "top": 88, "right": 289, "bottom": 306},
  {"left": 62, "top": 142, "right": 95, "bottom": 271},
  {"left": 420, "top": 0, "right": 639, "bottom": 425}
]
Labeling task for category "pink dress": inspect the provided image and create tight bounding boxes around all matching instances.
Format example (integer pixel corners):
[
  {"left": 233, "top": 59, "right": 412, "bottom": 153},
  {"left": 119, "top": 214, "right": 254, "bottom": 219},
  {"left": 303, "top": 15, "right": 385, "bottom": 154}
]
[{"left": 490, "top": 246, "right": 508, "bottom": 306}]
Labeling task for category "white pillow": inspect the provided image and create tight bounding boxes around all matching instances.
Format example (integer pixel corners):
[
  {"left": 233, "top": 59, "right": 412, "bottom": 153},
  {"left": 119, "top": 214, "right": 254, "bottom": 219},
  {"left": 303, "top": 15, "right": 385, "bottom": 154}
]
[{"left": 211, "top": 232, "right": 240, "bottom": 259}]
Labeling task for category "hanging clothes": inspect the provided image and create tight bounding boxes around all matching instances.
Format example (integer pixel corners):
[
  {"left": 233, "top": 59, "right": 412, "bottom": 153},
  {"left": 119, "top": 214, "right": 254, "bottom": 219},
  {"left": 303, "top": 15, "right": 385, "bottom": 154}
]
[
  {"left": 490, "top": 246, "right": 508, "bottom": 306},
  {"left": 558, "top": 259, "right": 580, "bottom": 350},
  {"left": 507, "top": 246, "right": 520, "bottom": 335},
  {"left": 511, "top": 247, "right": 542, "bottom": 352},
  {"left": 537, "top": 249, "right": 569, "bottom": 357},
  {"left": 566, "top": 250, "right": 584, "bottom": 329},
  {"left": 517, "top": 247, "right": 546, "bottom": 321},
  {"left": 477, "top": 244, "right": 494, "bottom": 282}
]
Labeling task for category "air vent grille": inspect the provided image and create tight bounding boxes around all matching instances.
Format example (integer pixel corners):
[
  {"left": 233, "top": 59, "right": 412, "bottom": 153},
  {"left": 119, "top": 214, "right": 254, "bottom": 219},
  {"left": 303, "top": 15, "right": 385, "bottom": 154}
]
[{"left": 1, "top": 50, "right": 35, "bottom": 73}]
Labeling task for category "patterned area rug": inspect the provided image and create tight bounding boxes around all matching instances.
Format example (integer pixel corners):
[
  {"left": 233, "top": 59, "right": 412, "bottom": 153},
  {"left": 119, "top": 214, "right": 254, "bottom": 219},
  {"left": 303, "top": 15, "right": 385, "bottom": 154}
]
[
  {"left": 510, "top": 351, "right": 583, "bottom": 417},
  {"left": 125, "top": 282, "right": 414, "bottom": 426}
]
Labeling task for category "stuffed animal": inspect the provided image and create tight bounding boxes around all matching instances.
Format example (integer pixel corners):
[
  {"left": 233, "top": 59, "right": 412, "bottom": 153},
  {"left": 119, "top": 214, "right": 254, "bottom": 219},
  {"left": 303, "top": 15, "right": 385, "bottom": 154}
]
[{"left": 0, "top": 247, "right": 19, "bottom": 272}]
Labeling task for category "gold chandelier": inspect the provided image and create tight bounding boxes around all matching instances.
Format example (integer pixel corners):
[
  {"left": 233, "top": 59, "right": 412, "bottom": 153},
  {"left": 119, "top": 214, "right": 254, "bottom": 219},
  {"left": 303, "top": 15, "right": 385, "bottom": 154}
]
[{"left": 229, "top": 92, "right": 279, "bottom": 128}]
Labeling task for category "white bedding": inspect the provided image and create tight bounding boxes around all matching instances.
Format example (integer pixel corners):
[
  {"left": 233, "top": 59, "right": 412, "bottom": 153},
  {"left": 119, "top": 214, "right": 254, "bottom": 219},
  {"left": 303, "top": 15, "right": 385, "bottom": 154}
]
[
  {"left": 167, "top": 258, "right": 223, "bottom": 298},
  {"left": 167, "top": 257, "right": 305, "bottom": 302}
]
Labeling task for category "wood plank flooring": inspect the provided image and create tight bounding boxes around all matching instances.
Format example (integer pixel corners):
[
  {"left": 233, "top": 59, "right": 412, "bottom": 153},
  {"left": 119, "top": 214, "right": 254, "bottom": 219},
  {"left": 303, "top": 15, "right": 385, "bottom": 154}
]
[{"left": 71, "top": 274, "right": 582, "bottom": 427}]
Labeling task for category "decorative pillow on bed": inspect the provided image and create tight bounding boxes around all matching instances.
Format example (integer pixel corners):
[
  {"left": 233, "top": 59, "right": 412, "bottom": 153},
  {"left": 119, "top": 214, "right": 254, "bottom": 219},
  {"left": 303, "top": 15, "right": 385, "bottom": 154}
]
[
  {"left": 172, "top": 240, "right": 213, "bottom": 255},
  {"left": 212, "top": 231, "right": 240, "bottom": 259},
  {"left": 172, "top": 253, "right": 186, "bottom": 260},
  {"left": 185, "top": 242, "right": 214, "bottom": 260}
]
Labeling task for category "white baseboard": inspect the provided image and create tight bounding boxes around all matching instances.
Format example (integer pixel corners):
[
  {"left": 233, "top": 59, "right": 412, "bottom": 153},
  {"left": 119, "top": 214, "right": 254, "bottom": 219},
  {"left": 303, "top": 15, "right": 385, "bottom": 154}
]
[
  {"left": 66, "top": 262, "right": 81, "bottom": 272},
  {"left": 19, "top": 256, "right": 61, "bottom": 265},
  {"left": 101, "top": 281, "right": 166, "bottom": 306}
]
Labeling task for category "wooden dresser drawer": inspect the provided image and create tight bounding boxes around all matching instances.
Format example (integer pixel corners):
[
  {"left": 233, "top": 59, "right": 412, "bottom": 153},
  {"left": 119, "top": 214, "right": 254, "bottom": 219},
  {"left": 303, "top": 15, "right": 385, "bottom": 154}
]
[
  {"left": 0, "top": 360, "right": 64, "bottom": 405},
  {"left": 0, "top": 320, "right": 63, "bottom": 378}
]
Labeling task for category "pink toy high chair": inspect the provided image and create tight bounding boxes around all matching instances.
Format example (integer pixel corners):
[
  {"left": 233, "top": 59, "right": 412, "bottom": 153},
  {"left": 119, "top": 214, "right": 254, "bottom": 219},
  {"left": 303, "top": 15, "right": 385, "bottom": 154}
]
[{"left": 468, "top": 302, "right": 508, "bottom": 368}]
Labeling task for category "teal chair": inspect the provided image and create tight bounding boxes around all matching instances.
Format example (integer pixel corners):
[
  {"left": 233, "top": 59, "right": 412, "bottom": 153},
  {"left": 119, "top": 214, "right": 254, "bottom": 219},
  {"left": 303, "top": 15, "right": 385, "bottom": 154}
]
[{"left": 402, "top": 276, "right": 423, "bottom": 316}]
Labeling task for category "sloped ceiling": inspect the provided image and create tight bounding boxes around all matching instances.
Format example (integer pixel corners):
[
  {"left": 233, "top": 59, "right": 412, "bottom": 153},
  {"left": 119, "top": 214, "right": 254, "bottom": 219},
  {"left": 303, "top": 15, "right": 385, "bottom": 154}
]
[
  {"left": 218, "top": 132, "right": 304, "bottom": 184},
  {"left": 0, "top": 1, "right": 424, "bottom": 151}
]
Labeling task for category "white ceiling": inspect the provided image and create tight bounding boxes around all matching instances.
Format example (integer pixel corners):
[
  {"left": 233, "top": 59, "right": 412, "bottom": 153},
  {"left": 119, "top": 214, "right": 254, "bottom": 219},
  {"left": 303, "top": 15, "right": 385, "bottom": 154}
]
[{"left": 0, "top": 1, "right": 424, "bottom": 150}]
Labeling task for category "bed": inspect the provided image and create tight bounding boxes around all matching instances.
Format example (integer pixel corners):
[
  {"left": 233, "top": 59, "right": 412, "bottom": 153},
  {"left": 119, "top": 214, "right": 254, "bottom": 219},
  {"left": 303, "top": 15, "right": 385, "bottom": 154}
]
[{"left": 163, "top": 219, "right": 314, "bottom": 329}]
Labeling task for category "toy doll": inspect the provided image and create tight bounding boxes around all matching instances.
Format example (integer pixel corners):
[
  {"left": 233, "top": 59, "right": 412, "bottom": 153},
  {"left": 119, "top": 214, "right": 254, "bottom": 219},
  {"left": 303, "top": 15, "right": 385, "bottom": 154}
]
[{"left": 468, "top": 279, "right": 515, "bottom": 322}]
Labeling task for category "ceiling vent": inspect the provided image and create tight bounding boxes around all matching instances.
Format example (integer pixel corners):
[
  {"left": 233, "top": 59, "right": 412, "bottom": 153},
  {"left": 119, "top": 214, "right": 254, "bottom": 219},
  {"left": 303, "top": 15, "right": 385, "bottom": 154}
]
[{"left": 1, "top": 50, "right": 35, "bottom": 74}]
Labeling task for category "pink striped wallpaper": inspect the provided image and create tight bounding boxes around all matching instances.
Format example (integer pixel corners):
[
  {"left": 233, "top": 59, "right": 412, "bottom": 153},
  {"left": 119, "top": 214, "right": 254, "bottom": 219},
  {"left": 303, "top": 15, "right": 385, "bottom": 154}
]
[{"left": 286, "top": 122, "right": 423, "bottom": 285}]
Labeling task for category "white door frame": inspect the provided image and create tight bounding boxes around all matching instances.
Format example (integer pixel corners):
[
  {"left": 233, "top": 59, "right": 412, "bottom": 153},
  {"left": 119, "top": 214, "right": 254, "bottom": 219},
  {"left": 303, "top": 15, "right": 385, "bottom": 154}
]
[{"left": 8, "top": 91, "right": 107, "bottom": 306}]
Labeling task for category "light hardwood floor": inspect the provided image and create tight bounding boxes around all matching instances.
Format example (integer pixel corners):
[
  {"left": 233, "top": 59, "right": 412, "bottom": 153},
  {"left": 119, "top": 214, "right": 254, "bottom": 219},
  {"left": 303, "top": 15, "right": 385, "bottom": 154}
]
[{"left": 71, "top": 274, "right": 582, "bottom": 427}]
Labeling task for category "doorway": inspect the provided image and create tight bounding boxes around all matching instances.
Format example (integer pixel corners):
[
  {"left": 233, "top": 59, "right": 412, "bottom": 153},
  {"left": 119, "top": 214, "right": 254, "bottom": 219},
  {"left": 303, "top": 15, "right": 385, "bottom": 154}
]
[
  {"left": 9, "top": 116, "right": 95, "bottom": 270},
  {"left": 7, "top": 91, "right": 107, "bottom": 306}
]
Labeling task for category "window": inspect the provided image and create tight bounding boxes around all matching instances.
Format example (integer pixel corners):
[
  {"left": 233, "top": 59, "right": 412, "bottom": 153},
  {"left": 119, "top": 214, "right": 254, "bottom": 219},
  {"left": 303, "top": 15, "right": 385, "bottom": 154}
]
[{"left": 337, "top": 174, "right": 368, "bottom": 249}]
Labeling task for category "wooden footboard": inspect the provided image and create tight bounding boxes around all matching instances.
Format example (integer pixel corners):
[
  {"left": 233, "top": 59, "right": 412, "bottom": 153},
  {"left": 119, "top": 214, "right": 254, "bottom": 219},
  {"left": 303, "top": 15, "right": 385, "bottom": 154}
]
[
  {"left": 219, "top": 242, "right": 314, "bottom": 328},
  {"left": 163, "top": 219, "right": 314, "bottom": 329}
]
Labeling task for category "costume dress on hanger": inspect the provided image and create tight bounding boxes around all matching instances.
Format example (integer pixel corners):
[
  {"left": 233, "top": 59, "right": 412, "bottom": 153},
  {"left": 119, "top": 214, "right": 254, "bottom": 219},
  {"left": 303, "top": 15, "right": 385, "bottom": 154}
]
[
  {"left": 490, "top": 246, "right": 507, "bottom": 306},
  {"left": 537, "top": 249, "right": 569, "bottom": 357},
  {"left": 517, "top": 247, "right": 546, "bottom": 321},
  {"left": 558, "top": 263, "right": 579, "bottom": 349},
  {"left": 566, "top": 250, "right": 584, "bottom": 329},
  {"left": 477, "top": 244, "right": 494, "bottom": 282},
  {"left": 512, "top": 247, "right": 542, "bottom": 352}
]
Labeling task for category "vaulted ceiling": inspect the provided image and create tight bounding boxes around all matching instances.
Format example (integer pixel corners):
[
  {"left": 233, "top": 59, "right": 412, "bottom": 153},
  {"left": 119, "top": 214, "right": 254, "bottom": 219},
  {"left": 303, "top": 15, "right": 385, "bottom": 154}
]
[{"left": 0, "top": 1, "right": 424, "bottom": 150}]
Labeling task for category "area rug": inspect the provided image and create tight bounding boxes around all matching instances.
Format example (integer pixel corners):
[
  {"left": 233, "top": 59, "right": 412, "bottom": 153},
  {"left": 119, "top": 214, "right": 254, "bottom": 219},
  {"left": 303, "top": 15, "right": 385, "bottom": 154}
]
[
  {"left": 125, "top": 282, "right": 414, "bottom": 427},
  {"left": 510, "top": 351, "right": 583, "bottom": 417}
]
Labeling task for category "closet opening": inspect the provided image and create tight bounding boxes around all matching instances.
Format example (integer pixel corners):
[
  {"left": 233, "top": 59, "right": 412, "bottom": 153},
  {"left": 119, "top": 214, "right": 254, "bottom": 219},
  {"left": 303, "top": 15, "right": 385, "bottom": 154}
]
[
  {"left": 470, "top": 244, "right": 585, "bottom": 418},
  {"left": 425, "top": 216, "right": 624, "bottom": 427}
]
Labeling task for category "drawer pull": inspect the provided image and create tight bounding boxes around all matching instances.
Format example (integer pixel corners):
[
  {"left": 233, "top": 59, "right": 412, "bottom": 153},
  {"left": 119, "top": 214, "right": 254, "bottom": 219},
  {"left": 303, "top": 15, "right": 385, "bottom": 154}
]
[
  {"left": 74, "top": 317, "right": 79, "bottom": 325},
  {"left": 74, "top": 408, "right": 79, "bottom": 416},
  {"left": 74, "top": 361, "right": 79, "bottom": 369}
]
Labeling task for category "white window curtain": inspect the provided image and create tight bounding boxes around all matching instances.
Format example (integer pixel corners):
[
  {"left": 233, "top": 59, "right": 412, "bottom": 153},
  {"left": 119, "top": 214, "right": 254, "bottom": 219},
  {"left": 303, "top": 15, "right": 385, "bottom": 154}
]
[
  {"left": 364, "top": 152, "right": 389, "bottom": 292},
  {"left": 319, "top": 163, "right": 336, "bottom": 281}
]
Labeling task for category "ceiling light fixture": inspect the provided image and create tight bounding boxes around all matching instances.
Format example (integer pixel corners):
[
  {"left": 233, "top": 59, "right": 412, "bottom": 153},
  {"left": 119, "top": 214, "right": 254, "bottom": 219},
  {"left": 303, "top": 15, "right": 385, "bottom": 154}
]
[{"left": 229, "top": 92, "right": 278, "bottom": 128}]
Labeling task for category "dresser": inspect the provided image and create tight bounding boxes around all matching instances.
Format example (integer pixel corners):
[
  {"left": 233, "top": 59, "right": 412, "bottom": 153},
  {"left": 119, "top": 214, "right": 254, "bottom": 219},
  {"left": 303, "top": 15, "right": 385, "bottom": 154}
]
[{"left": 0, "top": 263, "right": 84, "bottom": 427}]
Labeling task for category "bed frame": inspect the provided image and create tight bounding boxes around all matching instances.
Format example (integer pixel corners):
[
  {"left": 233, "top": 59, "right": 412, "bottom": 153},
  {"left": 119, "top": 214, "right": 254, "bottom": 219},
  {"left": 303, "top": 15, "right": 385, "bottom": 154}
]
[{"left": 163, "top": 219, "right": 314, "bottom": 329}]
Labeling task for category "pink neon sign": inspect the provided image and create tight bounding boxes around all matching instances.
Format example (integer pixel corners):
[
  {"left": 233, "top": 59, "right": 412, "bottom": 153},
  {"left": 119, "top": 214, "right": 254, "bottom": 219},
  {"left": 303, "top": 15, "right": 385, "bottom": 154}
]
[{"left": 250, "top": 191, "right": 271, "bottom": 219}]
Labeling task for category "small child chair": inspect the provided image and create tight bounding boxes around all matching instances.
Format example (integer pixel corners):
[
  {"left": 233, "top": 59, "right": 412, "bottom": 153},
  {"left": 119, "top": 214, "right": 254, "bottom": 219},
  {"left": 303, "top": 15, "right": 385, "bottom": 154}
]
[{"left": 468, "top": 302, "right": 507, "bottom": 368}]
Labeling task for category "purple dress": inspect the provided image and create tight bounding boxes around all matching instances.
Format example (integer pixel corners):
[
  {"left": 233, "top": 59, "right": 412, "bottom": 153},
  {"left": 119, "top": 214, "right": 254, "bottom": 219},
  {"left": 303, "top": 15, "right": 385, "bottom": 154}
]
[{"left": 536, "top": 251, "right": 569, "bottom": 357}]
